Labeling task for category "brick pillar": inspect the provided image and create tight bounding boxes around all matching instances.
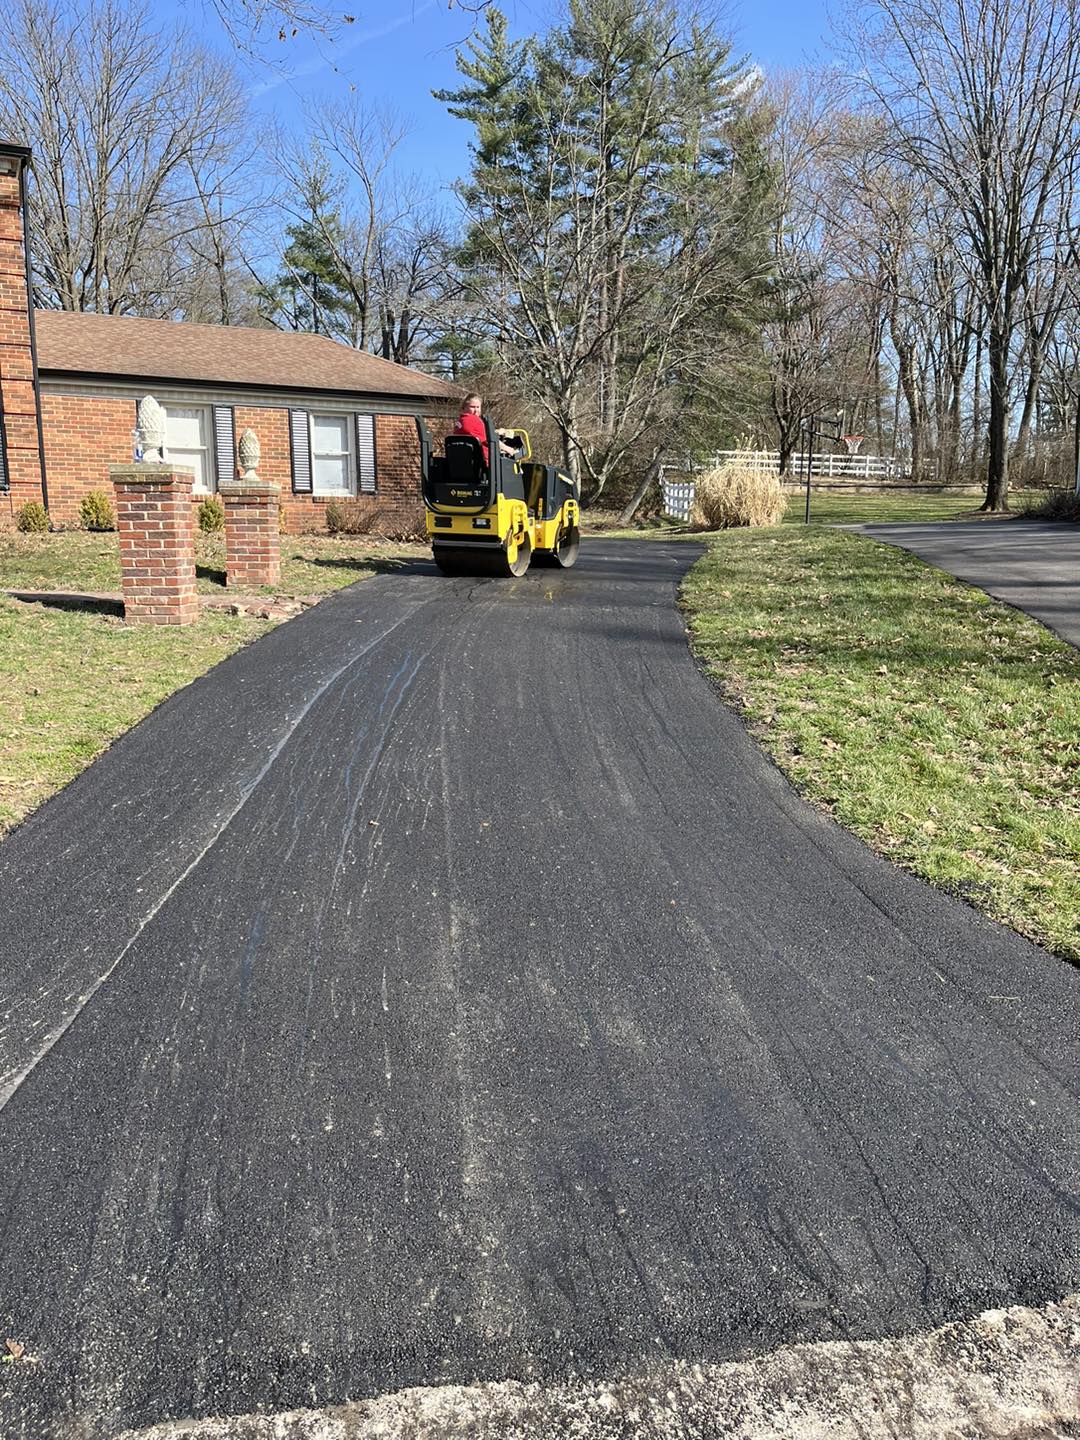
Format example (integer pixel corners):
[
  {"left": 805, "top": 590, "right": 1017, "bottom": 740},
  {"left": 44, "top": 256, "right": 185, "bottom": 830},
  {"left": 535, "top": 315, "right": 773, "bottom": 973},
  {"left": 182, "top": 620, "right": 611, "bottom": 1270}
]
[
  {"left": 220, "top": 480, "right": 281, "bottom": 588},
  {"left": 0, "top": 145, "right": 46, "bottom": 521},
  {"left": 111, "top": 464, "right": 199, "bottom": 625}
]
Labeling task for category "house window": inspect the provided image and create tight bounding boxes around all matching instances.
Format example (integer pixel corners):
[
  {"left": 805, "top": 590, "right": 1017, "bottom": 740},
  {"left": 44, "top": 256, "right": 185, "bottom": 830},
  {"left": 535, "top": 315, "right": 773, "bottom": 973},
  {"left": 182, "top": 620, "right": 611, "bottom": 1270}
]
[
  {"left": 164, "top": 405, "right": 214, "bottom": 493},
  {"left": 310, "top": 412, "right": 353, "bottom": 495}
]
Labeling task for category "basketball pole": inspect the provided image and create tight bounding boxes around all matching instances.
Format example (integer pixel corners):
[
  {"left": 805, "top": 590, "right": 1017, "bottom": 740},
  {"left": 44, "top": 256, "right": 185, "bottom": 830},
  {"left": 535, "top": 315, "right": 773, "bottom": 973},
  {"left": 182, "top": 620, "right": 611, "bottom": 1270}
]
[{"left": 803, "top": 410, "right": 846, "bottom": 524}]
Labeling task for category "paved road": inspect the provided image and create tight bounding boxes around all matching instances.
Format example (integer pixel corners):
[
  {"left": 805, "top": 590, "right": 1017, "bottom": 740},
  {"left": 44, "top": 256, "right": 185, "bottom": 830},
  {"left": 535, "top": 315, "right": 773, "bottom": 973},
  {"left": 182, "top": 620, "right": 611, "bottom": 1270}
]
[
  {"left": 1, "top": 541, "right": 1077, "bottom": 1439},
  {"left": 861, "top": 519, "right": 1080, "bottom": 648}
]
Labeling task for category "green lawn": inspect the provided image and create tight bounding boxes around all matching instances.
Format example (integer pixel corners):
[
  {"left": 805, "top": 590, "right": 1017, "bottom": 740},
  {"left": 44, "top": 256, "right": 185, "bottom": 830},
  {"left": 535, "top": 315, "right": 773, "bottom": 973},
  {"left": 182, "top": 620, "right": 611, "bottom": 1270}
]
[
  {"left": 589, "top": 493, "right": 980, "bottom": 538},
  {"left": 0, "top": 598, "right": 273, "bottom": 836},
  {"left": 780, "top": 491, "right": 986, "bottom": 525},
  {"left": 586, "top": 488, "right": 1049, "bottom": 537},
  {"left": 0, "top": 529, "right": 428, "bottom": 838},
  {"left": 0, "top": 530, "right": 424, "bottom": 596},
  {"left": 683, "top": 528, "right": 1080, "bottom": 962}
]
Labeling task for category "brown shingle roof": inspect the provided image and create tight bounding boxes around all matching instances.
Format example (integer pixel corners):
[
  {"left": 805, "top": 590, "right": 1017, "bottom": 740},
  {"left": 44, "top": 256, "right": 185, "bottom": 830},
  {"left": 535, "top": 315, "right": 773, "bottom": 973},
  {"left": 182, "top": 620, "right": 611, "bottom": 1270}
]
[{"left": 33, "top": 310, "right": 460, "bottom": 402}]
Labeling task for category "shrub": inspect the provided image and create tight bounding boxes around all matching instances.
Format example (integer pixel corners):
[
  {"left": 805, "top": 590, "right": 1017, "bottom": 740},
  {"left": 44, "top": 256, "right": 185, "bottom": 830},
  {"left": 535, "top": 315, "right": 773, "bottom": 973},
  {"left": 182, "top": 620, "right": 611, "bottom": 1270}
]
[
  {"left": 16, "top": 500, "right": 49, "bottom": 533},
  {"left": 1022, "top": 489, "right": 1080, "bottom": 523},
  {"left": 380, "top": 515, "right": 428, "bottom": 543},
  {"left": 689, "top": 461, "right": 787, "bottom": 530},
  {"left": 198, "top": 495, "right": 225, "bottom": 533},
  {"left": 325, "top": 498, "right": 383, "bottom": 535},
  {"left": 78, "top": 489, "right": 115, "bottom": 531}
]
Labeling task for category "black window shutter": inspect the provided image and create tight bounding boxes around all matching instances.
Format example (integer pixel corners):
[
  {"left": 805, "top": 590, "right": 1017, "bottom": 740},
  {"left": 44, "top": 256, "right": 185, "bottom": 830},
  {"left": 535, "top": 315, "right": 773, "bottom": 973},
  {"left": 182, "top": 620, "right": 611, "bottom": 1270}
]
[
  {"left": 0, "top": 404, "right": 8, "bottom": 493},
  {"left": 213, "top": 406, "right": 236, "bottom": 489},
  {"left": 355, "top": 413, "right": 376, "bottom": 493},
  {"left": 289, "top": 409, "right": 312, "bottom": 493}
]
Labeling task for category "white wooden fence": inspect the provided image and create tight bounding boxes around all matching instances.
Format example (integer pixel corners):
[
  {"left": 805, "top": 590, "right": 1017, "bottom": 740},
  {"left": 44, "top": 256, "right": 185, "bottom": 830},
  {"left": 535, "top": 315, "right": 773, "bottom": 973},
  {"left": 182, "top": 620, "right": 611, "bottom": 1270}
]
[
  {"left": 660, "top": 480, "right": 697, "bottom": 521},
  {"left": 670, "top": 450, "right": 902, "bottom": 480}
]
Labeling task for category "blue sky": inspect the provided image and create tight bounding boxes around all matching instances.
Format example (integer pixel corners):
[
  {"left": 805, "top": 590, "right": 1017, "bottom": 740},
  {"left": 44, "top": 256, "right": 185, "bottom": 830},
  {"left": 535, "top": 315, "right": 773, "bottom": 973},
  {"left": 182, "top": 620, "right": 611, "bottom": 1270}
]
[{"left": 171, "top": 0, "right": 833, "bottom": 192}]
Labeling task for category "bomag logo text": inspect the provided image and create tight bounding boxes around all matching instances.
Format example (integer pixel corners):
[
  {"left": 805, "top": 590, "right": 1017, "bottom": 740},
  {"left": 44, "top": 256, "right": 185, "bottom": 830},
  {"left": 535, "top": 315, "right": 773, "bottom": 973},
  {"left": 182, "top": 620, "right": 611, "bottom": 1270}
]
[{"left": 450, "top": 489, "right": 477, "bottom": 497}]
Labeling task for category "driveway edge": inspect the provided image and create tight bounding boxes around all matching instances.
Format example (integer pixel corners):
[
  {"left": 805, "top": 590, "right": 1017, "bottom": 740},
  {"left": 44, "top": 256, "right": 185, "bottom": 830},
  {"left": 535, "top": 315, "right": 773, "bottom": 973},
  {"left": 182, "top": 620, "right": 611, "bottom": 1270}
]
[{"left": 119, "top": 1294, "right": 1080, "bottom": 1439}]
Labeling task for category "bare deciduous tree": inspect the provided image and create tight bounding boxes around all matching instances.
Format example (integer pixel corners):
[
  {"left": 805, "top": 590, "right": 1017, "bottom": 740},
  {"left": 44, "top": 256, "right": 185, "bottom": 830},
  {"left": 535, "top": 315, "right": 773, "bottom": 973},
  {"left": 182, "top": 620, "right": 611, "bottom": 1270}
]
[
  {"left": 763, "top": 73, "right": 842, "bottom": 474},
  {"left": 0, "top": 0, "right": 264, "bottom": 318},
  {"left": 199, "top": 0, "right": 354, "bottom": 49},
  {"left": 266, "top": 104, "right": 458, "bottom": 364},
  {"left": 847, "top": 0, "right": 1080, "bottom": 508}
]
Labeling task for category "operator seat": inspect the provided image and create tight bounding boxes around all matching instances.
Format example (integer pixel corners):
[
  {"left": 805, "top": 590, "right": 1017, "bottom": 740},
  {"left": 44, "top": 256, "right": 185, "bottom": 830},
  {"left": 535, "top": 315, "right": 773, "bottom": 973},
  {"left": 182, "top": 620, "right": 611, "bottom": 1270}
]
[{"left": 444, "top": 434, "right": 487, "bottom": 483}]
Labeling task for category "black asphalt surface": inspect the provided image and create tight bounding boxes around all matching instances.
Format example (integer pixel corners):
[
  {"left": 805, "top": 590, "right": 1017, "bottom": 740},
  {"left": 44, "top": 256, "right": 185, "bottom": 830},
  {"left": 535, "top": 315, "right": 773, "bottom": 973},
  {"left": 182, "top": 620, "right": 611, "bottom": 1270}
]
[
  {"left": 1, "top": 540, "right": 1078, "bottom": 1439},
  {"left": 861, "top": 518, "right": 1080, "bottom": 648}
]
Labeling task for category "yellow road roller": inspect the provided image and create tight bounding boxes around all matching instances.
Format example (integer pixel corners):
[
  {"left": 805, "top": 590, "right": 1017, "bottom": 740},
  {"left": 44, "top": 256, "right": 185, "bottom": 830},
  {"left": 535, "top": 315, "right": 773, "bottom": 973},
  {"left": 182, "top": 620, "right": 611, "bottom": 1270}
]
[{"left": 417, "top": 417, "right": 581, "bottom": 577}]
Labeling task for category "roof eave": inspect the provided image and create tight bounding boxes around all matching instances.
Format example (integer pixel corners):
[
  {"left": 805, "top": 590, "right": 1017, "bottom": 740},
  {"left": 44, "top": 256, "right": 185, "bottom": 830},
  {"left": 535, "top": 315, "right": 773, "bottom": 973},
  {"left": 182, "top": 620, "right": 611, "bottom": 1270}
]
[{"left": 37, "top": 367, "right": 458, "bottom": 405}]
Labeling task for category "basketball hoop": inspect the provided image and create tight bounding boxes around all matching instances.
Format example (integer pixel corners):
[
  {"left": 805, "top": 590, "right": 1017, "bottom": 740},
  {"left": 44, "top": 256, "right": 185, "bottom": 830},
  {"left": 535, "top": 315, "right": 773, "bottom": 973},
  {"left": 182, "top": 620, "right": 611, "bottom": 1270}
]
[{"left": 842, "top": 434, "right": 864, "bottom": 455}]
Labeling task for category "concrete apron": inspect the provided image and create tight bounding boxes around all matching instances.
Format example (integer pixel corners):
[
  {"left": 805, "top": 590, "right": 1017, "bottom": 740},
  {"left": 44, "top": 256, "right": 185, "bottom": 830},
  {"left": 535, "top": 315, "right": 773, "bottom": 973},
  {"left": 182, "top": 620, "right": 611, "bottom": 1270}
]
[{"left": 119, "top": 1294, "right": 1079, "bottom": 1440}]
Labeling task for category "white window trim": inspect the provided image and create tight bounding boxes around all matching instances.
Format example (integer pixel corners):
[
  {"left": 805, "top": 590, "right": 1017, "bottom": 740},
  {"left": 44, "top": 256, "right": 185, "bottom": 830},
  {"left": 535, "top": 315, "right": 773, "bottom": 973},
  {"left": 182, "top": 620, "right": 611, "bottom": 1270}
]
[
  {"left": 309, "top": 410, "right": 356, "bottom": 497},
  {"left": 163, "top": 403, "right": 216, "bottom": 494}
]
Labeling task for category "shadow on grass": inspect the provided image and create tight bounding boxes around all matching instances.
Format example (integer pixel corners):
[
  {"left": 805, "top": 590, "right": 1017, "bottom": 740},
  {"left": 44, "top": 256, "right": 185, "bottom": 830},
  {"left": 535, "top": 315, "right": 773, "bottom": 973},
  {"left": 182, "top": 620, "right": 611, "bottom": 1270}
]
[
  {"left": 298, "top": 553, "right": 415, "bottom": 576},
  {"left": 196, "top": 563, "right": 227, "bottom": 588},
  {"left": 8, "top": 590, "right": 124, "bottom": 618}
]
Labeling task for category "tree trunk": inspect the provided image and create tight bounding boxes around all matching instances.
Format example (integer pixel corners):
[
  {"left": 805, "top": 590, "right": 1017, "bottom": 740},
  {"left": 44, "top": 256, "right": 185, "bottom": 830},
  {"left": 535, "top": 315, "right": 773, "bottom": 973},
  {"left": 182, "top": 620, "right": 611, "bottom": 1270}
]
[
  {"left": 394, "top": 307, "right": 412, "bottom": 365},
  {"left": 895, "top": 340, "right": 925, "bottom": 482},
  {"left": 778, "top": 421, "right": 798, "bottom": 476},
  {"left": 560, "top": 397, "right": 580, "bottom": 489},
  {"left": 984, "top": 327, "right": 1010, "bottom": 510},
  {"left": 941, "top": 356, "right": 965, "bottom": 482},
  {"left": 971, "top": 328, "right": 983, "bottom": 473},
  {"left": 619, "top": 450, "right": 664, "bottom": 525},
  {"left": 1014, "top": 353, "right": 1041, "bottom": 469}
]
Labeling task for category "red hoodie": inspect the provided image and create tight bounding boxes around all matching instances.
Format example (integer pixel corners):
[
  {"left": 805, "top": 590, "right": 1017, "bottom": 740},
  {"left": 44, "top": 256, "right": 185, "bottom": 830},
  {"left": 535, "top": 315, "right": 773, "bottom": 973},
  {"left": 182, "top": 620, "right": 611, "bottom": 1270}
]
[{"left": 454, "top": 411, "right": 489, "bottom": 464}]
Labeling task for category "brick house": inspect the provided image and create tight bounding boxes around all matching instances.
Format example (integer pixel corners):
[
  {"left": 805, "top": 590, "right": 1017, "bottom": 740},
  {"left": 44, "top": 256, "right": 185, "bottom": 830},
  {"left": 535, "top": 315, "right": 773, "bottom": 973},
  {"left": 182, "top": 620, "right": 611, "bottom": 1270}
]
[{"left": 0, "top": 141, "right": 460, "bottom": 533}]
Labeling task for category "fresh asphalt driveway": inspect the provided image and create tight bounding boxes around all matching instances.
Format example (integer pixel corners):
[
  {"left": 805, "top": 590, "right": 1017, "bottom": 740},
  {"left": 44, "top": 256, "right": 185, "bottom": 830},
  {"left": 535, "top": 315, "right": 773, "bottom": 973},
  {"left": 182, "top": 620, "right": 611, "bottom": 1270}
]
[
  {"left": 0, "top": 541, "right": 1077, "bottom": 1438},
  {"left": 861, "top": 518, "right": 1080, "bottom": 648}
]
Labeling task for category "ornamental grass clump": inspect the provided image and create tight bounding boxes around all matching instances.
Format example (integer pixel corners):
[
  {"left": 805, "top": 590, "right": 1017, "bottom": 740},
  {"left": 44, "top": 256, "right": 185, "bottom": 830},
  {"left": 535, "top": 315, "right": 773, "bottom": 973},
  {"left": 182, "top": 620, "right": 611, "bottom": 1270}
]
[
  {"left": 16, "top": 501, "right": 48, "bottom": 533},
  {"left": 78, "top": 490, "right": 115, "bottom": 531},
  {"left": 690, "top": 461, "right": 787, "bottom": 529}
]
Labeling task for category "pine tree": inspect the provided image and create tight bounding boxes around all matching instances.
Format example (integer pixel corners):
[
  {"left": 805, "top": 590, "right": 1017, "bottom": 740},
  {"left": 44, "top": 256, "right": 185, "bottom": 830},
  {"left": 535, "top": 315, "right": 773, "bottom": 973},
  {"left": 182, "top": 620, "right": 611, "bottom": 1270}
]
[
  {"left": 261, "top": 164, "right": 358, "bottom": 338},
  {"left": 433, "top": 9, "right": 536, "bottom": 175},
  {"left": 438, "top": 0, "right": 773, "bottom": 499}
]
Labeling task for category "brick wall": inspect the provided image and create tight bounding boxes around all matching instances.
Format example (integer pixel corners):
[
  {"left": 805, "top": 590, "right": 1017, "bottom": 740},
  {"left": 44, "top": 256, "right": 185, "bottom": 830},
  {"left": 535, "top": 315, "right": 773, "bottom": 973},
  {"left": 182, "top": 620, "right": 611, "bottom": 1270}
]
[
  {"left": 271, "top": 409, "right": 437, "bottom": 535},
  {"left": 42, "top": 392, "right": 135, "bottom": 524},
  {"left": 37, "top": 389, "right": 445, "bottom": 535},
  {"left": 373, "top": 413, "right": 425, "bottom": 534},
  {"left": 0, "top": 160, "right": 45, "bottom": 525}
]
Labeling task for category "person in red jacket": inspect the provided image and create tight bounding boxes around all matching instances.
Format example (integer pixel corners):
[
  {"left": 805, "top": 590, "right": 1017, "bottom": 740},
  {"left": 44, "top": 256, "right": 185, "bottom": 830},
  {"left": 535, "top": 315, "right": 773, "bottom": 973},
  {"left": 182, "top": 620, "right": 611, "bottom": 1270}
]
[
  {"left": 454, "top": 393, "right": 488, "bottom": 462},
  {"left": 454, "top": 394, "right": 517, "bottom": 465}
]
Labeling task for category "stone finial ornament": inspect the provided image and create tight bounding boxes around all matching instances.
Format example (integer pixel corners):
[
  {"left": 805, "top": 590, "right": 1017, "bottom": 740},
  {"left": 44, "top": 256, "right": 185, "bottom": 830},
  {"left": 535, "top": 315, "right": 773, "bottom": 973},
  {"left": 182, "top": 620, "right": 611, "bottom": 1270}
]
[
  {"left": 137, "top": 395, "right": 167, "bottom": 463},
  {"left": 238, "top": 427, "right": 261, "bottom": 481}
]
